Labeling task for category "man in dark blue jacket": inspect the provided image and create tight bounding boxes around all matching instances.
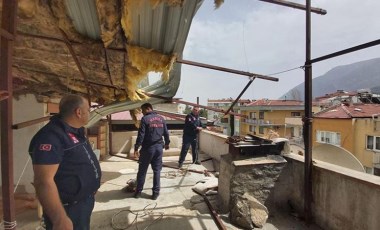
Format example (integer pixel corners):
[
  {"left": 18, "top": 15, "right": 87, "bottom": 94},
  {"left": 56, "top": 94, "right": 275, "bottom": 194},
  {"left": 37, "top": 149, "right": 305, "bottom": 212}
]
[
  {"left": 178, "top": 106, "right": 203, "bottom": 168},
  {"left": 29, "top": 94, "right": 101, "bottom": 230},
  {"left": 134, "top": 103, "right": 170, "bottom": 200}
]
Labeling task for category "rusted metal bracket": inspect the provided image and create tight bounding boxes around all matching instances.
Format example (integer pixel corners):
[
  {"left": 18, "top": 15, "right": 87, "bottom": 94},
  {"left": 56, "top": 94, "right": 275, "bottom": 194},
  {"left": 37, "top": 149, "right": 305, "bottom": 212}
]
[{"left": 0, "top": 90, "right": 9, "bottom": 101}]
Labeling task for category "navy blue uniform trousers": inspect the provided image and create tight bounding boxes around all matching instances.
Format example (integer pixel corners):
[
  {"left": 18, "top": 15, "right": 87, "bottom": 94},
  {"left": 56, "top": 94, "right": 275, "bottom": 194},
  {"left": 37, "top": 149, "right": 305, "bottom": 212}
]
[
  {"left": 179, "top": 135, "right": 198, "bottom": 164},
  {"left": 43, "top": 195, "right": 95, "bottom": 230},
  {"left": 136, "top": 143, "right": 163, "bottom": 194}
]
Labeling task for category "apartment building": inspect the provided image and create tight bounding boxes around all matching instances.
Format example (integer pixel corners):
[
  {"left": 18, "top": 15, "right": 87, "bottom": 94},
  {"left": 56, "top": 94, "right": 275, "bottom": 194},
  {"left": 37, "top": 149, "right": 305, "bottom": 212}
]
[
  {"left": 207, "top": 98, "right": 251, "bottom": 135},
  {"left": 239, "top": 99, "right": 304, "bottom": 139},
  {"left": 313, "top": 103, "right": 380, "bottom": 175}
]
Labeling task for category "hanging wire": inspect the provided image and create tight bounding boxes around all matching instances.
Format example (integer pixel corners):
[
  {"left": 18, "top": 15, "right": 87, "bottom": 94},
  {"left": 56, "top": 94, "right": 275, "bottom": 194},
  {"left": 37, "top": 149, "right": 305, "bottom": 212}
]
[
  {"left": 267, "top": 66, "right": 304, "bottom": 76},
  {"left": 14, "top": 158, "right": 30, "bottom": 193},
  {"left": 242, "top": 22, "right": 250, "bottom": 72}
]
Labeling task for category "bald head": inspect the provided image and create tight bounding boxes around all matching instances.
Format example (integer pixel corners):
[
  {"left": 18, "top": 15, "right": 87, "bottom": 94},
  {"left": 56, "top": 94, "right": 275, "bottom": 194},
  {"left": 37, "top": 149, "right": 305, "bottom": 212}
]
[{"left": 59, "top": 95, "right": 86, "bottom": 119}]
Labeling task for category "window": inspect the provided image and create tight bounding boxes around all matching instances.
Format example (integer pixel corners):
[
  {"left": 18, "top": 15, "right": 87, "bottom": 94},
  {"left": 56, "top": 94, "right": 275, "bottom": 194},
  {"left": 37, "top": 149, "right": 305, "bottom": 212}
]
[
  {"left": 367, "top": 135, "right": 380, "bottom": 151},
  {"left": 250, "top": 112, "right": 256, "bottom": 119},
  {"left": 220, "top": 117, "right": 229, "bottom": 123},
  {"left": 316, "top": 130, "right": 341, "bottom": 146},
  {"left": 291, "top": 112, "right": 301, "bottom": 117},
  {"left": 259, "top": 111, "right": 264, "bottom": 119},
  {"left": 249, "top": 125, "right": 256, "bottom": 133},
  {"left": 259, "top": 127, "right": 264, "bottom": 134}
]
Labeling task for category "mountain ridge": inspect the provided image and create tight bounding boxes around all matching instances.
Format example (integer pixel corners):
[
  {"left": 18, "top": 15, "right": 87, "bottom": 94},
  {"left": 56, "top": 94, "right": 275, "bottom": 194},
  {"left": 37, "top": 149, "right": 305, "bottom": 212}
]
[{"left": 282, "top": 57, "right": 380, "bottom": 100}]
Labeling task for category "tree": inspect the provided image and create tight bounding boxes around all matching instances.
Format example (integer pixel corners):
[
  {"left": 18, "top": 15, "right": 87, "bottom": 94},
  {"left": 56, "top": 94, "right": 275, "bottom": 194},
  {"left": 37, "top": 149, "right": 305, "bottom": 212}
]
[
  {"left": 184, "top": 105, "right": 192, "bottom": 114},
  {"left": 199, "top": 108, "right": 208, "bottom": 118}
]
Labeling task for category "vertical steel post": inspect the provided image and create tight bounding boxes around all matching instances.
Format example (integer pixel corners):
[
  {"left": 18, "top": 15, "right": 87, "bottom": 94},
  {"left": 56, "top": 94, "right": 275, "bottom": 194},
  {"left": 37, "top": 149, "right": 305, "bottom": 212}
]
[
  {"left": 0, "top": 0, "right": 18, "bottom": 228},
  {"left": 304, "top": 0, "right": 313, "bottom": 225}
]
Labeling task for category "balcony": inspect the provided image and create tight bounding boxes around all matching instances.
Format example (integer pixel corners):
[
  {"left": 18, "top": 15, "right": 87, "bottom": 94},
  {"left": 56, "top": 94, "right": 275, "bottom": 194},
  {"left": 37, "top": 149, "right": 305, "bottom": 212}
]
[{"left": 285, "top": 117, "right": 303, "bottom": 126}]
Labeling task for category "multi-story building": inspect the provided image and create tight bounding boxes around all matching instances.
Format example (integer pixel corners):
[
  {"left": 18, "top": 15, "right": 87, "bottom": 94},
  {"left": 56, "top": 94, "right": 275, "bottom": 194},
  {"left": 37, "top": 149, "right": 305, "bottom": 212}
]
[
  {"left": 207, "top": 98, "right": 251, "bottom": 135},
  {"left": 313, "top": 103, "right": 380, "bottom": 175},
  {"left": 239, "top": 99, "right": 304, "bottom": 140}
]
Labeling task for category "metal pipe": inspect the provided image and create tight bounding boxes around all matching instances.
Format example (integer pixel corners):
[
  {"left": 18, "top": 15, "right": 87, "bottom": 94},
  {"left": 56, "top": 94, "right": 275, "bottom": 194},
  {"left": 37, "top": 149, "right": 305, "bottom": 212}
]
[
  {"left": 224, "top": 78, "right": 255, "bottom": 115},
  {"left": 107, "top": 115, "right": 113, "bottom": 156},
  {"left": 0, "top": 0, "right": 18, "bottom": 228},
  {"left": 177, "top": 59, "right": 279, "bottom": 82},
  {"left": 192, "top": 190, "right": 227, "bottom": 230},
  {"left": 311, "top": 39, "right": 380, "bottom": 64},
  {"left": 258, "top": 0, "right": 326, "bottom": 15},
  {"left": 141, "top": 92, "right": 247, "bottom": 117},
  {"left": 304, "top": 0, "right": 313, "bottom": 225}
]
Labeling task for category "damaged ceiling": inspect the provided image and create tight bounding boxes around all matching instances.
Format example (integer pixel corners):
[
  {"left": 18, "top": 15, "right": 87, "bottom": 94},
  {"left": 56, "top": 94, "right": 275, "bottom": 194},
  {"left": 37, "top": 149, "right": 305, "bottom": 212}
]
[{"left": 1, "top": 0, "right": 221, "bottom": 106}]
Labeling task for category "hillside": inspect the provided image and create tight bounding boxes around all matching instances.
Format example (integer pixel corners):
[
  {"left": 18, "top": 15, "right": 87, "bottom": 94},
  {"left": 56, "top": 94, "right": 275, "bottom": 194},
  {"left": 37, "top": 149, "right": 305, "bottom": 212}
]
[{"left": 282, "top": 58, "right": 380, "bottom": 100}]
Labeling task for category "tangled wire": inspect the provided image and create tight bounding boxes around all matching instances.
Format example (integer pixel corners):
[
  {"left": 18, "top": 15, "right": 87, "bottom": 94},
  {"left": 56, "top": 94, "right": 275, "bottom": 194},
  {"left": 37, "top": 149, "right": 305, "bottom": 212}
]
[{"left": 111, "top": 203, "right": 163, "bottom": 230}]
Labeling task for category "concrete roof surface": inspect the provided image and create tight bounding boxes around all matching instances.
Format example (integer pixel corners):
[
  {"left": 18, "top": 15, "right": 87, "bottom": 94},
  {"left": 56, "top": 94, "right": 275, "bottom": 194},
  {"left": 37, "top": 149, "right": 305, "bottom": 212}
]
[{"left": 15, "top": 154, "right": 321, "bottom": 230}]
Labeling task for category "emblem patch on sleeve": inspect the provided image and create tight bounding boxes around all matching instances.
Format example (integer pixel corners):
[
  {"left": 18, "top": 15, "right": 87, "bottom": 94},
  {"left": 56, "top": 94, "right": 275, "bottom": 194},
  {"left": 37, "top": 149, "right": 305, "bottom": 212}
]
[{"left": 39, "top": 144, "right": 52, "bottom": 151}]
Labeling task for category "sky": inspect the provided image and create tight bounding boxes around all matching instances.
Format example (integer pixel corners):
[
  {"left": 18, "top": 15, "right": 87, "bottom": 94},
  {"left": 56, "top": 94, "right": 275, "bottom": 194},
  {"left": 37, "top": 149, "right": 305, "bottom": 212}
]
[{"left": 174, "top": 0, "right": 380, "bottom": 105}]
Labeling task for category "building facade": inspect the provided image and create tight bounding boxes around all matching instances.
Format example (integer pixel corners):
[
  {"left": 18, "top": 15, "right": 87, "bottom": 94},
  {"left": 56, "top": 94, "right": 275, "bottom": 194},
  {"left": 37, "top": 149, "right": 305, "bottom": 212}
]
[
  {"left": 313, "top": 103, "right": 380, "bottom": 175},
  {"left": 239, "top": 99, "right": 304, "bottom": 140}
]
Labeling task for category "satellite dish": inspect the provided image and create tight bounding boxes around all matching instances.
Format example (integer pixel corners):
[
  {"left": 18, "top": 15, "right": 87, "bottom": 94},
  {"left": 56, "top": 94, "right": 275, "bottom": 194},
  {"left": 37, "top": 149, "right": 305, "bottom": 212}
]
[{"left": 313, "top": 144, "right": 365, "bottom": 172}]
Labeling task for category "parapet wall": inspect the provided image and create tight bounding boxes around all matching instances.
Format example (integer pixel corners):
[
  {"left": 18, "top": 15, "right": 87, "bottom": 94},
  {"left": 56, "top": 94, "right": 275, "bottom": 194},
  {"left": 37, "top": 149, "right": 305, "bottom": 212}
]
[{"left": 273, "top": 154, "right": 380, "bottom": 230}]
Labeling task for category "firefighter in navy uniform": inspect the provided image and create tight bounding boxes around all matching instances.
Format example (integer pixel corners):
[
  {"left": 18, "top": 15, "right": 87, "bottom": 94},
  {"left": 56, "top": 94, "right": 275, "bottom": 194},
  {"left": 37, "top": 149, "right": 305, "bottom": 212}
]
[
  {"left": 29, "top": 95, "right": 101, "bottom": 230},
  {"left": 133, "top": 103, "right": 170, "bottom": 200},
  {"left": 178, "top": 106, "right": 203, "bottom": 168}
]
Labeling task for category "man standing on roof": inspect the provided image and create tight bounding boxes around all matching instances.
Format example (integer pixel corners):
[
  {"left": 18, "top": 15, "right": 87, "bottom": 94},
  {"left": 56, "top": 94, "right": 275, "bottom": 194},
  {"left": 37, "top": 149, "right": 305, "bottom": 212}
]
[
  {"left": 178, "top": 106, "right": 203, "bottom": 168},
  {"left": 134, "top": 103, "right": 170, "bottom": 200},
  {"left": 29, "top": 94, "right": 101, "bottom": 230}
]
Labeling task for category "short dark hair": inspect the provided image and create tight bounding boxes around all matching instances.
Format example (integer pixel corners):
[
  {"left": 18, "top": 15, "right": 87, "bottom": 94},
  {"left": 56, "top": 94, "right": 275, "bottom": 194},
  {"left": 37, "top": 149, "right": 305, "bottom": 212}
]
[
  {"left": 59, "top": 95, "right": 85, "bottom": 118},
  {"left": 141, "top": 103, "right": 153, "bottom": 111}
]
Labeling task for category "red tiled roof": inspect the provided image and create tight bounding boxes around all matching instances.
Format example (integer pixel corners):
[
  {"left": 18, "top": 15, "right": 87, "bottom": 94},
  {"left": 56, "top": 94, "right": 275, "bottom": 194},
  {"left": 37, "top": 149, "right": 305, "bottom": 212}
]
[
  {"left": 315, "top": 90, "right": 356, "bottom": 101},
  {"left": 314, "top": 103, "right": 380, "bottom": 118},
  {"left": 246, "top": 99, "right": 303, "bottom": 106},
  {"left": 208, "top": 98, "right": 251, "bottom": 103}
]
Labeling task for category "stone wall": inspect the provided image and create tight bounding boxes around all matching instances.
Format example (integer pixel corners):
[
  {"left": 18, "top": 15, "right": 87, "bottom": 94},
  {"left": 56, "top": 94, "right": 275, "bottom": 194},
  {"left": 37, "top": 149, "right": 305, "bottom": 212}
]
[{"left": 218, "top": 154, "right": 287, "bottom": 212}]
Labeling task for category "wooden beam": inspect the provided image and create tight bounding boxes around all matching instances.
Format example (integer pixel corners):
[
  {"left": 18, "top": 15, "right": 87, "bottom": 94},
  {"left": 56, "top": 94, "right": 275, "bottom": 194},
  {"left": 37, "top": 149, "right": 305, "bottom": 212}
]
[
  {"left": 59, "top": 29, "right": 92, "bottom": 104},
  {"left": 12, "top": 116, "right": 52, "bottom": 130},
  {"left": 0, "top": 28, "right": 14, "bottom": 40}
]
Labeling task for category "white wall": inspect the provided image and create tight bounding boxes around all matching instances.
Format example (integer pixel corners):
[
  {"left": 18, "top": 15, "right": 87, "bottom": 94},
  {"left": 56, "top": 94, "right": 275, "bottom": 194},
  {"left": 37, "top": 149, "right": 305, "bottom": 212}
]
[
  {"left": 0, "top": 94, "right": 46, "bottom": 193},
  {"left": 199, "top": 130, "right": 229, "bottom": 171}
]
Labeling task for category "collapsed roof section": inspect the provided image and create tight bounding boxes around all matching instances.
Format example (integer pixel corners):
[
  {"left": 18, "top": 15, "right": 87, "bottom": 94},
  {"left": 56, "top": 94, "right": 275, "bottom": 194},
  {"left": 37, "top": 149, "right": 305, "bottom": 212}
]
[{"left": 1, "top": 0, "right": 212, "bottom": 126}]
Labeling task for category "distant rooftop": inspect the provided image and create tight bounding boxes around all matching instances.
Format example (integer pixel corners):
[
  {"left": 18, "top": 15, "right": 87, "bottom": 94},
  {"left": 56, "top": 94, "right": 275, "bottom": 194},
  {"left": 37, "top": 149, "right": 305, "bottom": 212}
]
[
  {"left": 314, "top": 103, "right": 380, "bottom": 118},
  {"left": 246, "top": 99, "right": 304, "bottom": 106}
]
